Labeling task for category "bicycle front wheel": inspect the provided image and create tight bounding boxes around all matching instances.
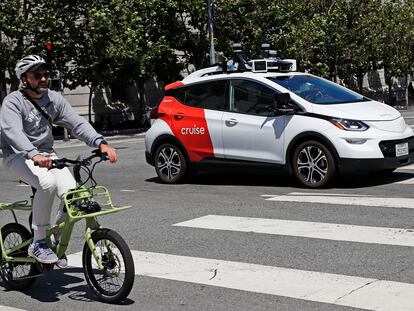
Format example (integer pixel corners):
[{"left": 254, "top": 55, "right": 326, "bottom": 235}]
[{"left": 82, "top": 229, "right": 134, "bottom": 303}]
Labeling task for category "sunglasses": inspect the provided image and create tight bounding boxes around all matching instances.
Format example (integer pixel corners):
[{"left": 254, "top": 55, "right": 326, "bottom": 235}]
[{"left": 30, "top": 71, "right": 50, "bottom": 80}]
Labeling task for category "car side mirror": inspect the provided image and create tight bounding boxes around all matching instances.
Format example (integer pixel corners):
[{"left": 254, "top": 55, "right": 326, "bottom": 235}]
[{"left": 273, "top": 92, "right": 297, "bottom": 115}]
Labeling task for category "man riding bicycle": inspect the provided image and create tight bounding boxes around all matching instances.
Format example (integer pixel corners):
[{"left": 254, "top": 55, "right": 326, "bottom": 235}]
[{"left": 0, "top": 55, "right": 117, "bottom": 267}]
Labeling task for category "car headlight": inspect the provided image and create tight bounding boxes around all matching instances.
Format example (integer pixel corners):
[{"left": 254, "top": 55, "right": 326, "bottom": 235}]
[{"left": 329, "top": 118, "right": 369, "bottom": 131}]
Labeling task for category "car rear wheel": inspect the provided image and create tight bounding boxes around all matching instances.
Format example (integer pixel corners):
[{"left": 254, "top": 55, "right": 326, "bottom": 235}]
[
  {"left": 154, "top": 143, "right": 188, "bottom": 183},
  {"left": 292, "top": 140, "right": 336, "bottom": 188}
]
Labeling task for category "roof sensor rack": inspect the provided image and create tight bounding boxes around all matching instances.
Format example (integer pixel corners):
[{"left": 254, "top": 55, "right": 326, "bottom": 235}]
[
  {"left": 226, "top": 42, "right": 296, "bottom": 73},
  {"left": 250, "top": 42, "right": 297, "bottom": 73},
  {"left": 186, "top": 42, "right": 297, "bottom": 80}
]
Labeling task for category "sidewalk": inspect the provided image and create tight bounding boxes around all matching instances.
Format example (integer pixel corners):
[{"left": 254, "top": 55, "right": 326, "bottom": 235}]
[
  {"left": 396, "top": 105, "right": 414, "bottom": 112},
  {"left": 54, "top": 128, "right": 146, "bottom": 148}
]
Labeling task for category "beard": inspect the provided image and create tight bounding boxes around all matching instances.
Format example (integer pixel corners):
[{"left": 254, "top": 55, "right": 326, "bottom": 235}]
[
  {"left": 38, "top": 85, "right": 48, "bottom": 92},
  {"left": 36, "top": 81, "right": 49, "bottom": 93},
  {"left": 22, "top": 81, "right": 48, "bottom": 95}
]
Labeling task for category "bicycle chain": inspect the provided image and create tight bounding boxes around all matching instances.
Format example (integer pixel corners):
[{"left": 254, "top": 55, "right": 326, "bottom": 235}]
[{"left": 1, "top": 271, "right": 45, "bottom": 281}]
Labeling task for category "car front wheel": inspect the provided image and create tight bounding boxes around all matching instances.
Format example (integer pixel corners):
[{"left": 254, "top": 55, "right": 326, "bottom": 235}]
[
  {"left": 154, "top": 143, "right": 188, "bottom": 183},
  {"left": 292, "top": 140, "right": 336, "bottom": 188}
]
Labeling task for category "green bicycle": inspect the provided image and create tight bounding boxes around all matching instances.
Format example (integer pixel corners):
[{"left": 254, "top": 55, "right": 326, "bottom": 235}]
[{"left": 0, "top": 150, "right": 135, "bottom": 303}]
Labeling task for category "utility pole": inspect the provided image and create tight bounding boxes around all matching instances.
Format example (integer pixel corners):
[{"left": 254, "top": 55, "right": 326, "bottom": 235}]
[
  {"left": 57, "top": 46, "right": 69, "bottom": 141},
  {"left": 207, "top": 0, "right": 216, "bottom": 65},
  {"left": 61, "top": 72, "right": 70, "bottom": 141},
  {"left": 0, "top": 32, "right": 5, "bottom": 103}
]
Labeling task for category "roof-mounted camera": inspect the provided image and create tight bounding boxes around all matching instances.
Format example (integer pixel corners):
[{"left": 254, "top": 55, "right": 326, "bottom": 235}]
[
  {"left": 225, "top": 42, "right": 296, "bottom": 73},
  {"left": 230, "top": 43, "right": 249, "bottom": 71},
  {"left": 251, "top": 42, "right": 297, "bottom": 73}
]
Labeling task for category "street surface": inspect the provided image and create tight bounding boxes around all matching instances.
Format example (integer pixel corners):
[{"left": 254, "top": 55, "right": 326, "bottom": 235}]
[{"left": 2, "top": 110, "right": 414, "bottom": 311}]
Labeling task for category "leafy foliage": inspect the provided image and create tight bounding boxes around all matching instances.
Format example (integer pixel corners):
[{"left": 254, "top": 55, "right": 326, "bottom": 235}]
[{"left": 0, "top": 0, "right": 412, "bottom": 107}]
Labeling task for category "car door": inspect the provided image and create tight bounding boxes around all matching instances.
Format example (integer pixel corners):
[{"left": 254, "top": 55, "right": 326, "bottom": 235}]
[
  {"left": 170, "top": 80, "right": 226, "bottom": 162},
  {"left": 222, "top": 79, "right": 286, "bottom": 164}
]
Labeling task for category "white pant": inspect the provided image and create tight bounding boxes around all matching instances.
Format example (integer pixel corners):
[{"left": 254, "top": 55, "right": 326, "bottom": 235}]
[{"left": 4, "top": 153, "right": 76, "bottom": 241}]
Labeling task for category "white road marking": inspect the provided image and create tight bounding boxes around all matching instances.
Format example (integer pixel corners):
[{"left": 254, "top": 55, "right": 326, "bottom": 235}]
[
  {"left": 394, "top": 178, "right": 414, "bottom": 184},
  {"left": 0, "top": 307, "right": 28, "bottom": 311},
  {"left": 115, "top": 138, "right": 144, "bottom": 144},
  {"left": 67, "top": 250, "right": 414, "bottom": 311},
  {"left": 263, "top": 192, "right": 414, "bottom": 209},
  {"left": 120, "top": 189, "right": 136, "bottom": 192},
  {"left": 174, "top": 215, "right": 414, "bottom": 246},
  {"left": 396, "top": 164, "right": 414, "bottom": 170},
  {"left": 263, "top": 192, "right": 374, "bottom": 197}
]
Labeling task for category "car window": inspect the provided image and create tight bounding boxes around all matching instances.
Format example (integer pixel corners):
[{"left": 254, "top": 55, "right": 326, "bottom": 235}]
[
  {"left": 169, "top": 80, "right": 226, "bottom": 111},
  {"left": 229, "top": 79, "right": 274, "bottom": 116},
  {"left": 268, "top": 75, "right": 366, "bottom": 104}
]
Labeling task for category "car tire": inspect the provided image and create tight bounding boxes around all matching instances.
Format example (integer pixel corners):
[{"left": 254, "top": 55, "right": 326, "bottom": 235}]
[
  {"left": 292, "top": 140, "right": 336, "bottom": 188},
  {"left": 154, "top": 143, "right": 188, "bottom": 183}
]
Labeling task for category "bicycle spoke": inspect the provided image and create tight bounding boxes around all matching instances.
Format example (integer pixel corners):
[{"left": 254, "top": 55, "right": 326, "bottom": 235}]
[{"left": 89, "top": 238, "right": 126, "bottom": 294}]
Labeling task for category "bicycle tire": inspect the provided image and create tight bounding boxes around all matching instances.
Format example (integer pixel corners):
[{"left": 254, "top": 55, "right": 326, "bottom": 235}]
[
  {"left": 0, "top": 223, "right": 38, "bottom": 290},
  {"left": 82, "top": 228, "right": 134, "bottom": 303}
]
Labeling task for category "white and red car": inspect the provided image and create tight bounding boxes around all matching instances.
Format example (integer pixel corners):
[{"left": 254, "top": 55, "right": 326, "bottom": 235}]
[{"left": 145, "top": 58, "right": 414, "bottom": 188}]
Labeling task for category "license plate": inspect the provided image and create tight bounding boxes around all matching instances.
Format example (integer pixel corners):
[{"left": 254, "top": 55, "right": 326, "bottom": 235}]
[{"left": 395, "top": 142, "right": 409, "bottom": 157}]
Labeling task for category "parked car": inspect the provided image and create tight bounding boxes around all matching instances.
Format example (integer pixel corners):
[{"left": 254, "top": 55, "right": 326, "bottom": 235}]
[{"left": 145, "top": 52, "right": 414, "bottom": 188}]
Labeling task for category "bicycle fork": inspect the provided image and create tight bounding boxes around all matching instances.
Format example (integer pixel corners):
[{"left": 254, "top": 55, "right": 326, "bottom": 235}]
[{"left": 85, "top": 218, "right": 105, "bottom": 270}]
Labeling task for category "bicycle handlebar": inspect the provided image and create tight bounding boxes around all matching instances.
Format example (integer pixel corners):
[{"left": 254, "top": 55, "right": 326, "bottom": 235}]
[{"left": 34, "top": 149, "right": 108, "bottom": 169}]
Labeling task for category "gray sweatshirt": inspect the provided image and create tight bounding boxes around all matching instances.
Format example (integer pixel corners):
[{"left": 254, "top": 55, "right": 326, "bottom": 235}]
[{"left": 0, "top": 89, "right": 105, "bottom": 159}]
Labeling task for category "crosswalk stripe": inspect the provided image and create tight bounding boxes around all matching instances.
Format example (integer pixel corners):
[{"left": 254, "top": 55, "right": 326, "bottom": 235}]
[
  {"left": 394, "top": 178, "right": 414, "bottom": 184},
  {"left": 396, "top": 164, "right": 414, "bottom": 170},
  {"left": 66, "top": 250, "right": 414, "bottom": 311},
  {"left": 0, "top": 307, "right": 28, "bottom": 311},
  {"left": 263, "top": 192, "right": 414, "bottom": 209},
  {"left": 173, "top": 215, "right": 414, "bottom": 247}
]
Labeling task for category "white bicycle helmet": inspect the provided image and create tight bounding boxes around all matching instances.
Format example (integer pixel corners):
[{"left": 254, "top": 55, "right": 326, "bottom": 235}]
[{"left": 15, "top": 55, "right": 47, "bottom": 79}]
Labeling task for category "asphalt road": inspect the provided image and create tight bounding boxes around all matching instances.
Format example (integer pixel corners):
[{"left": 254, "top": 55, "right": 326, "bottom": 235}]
[{"left": 2, "top": 122, "right": 414, "bottom": 310}]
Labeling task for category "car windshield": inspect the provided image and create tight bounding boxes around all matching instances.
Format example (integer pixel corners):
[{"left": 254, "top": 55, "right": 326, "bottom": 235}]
[{"left": 268, "top": 75, "right": 366, "bottom": 104}]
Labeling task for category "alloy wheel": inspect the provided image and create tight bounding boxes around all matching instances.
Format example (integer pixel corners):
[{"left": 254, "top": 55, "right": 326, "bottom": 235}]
[
  {"left": 293, "top": 140, "right": 335, "bottom": 188},
  {"left": 155, "top": 143, "right": 188, "bottom": 183},
  {"left": 297, "top": 145, "right": 328, "bottom": 183},
  {"left": 157, "top": 146, "right": 182, "bottom": 180}
]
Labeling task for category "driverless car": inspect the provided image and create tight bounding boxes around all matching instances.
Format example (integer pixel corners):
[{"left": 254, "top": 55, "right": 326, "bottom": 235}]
[{"left": 145, "top": 44, "right": 414, "bottom": 188}]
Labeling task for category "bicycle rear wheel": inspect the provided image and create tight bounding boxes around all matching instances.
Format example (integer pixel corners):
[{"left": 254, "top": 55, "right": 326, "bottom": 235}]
[
  {"left": 82, "top": 228, "right": 134, "bottom": 303},
  {"left": 0, "top": 223, "right": 38, "bottom": 290}
]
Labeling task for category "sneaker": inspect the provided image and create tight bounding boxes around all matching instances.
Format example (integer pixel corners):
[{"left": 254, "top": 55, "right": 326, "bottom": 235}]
[
  {"left": 56, "top": 254, "right": 68, "bottom": 268},
  {"left": 28, "top": 239, "right": 58, "bottom": 264}
]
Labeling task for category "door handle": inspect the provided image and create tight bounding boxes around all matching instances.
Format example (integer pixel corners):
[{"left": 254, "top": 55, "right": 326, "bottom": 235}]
[
  {"left": 174, "top": 113, "right": 184, "bottom": 120},
  {"left": 225, "top": 118, "right": 238, "bottom": 126}
]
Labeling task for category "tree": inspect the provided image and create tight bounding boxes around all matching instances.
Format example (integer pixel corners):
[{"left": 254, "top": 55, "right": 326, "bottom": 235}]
[
  {"left": 337, "top": 0, "right": 383, "bottom": 93},
  {"left": 379, "top": 0, "right": 414, "bottom": 107},
  {"left": 1, "top": 0, "right": 412, "bottom": 112},
  {"left": 0, "top": 0, "right": 34, "bottom": 100},
  {"left": 176, "top": 0, "right": 211, "bottom": 70}
]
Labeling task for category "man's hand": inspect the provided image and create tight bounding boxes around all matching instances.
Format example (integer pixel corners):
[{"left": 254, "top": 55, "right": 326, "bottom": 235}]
[
  {"left": 100, "top": 143, "right": 117, "bottom": 163},
  {"left": 32, "top": 154, "right": 52, "bottom": 169}
]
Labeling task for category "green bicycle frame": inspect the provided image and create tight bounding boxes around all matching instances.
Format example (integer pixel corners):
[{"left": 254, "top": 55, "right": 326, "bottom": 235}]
[{"left": 0, "top": 184, "right": 131, "bottom": 270}]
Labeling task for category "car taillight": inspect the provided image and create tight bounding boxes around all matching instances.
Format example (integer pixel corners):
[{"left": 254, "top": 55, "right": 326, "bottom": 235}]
[{"left": 150, "top": 106, "right": 165, "bottom": 119}]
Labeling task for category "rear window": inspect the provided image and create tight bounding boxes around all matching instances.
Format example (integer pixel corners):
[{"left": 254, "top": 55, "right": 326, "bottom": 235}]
[
  {"left": 268, "top": 75, "right": 366, "bottom": 105},
  {"left": 166, "top": 80, "right": 226, "bottom": 111}
]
